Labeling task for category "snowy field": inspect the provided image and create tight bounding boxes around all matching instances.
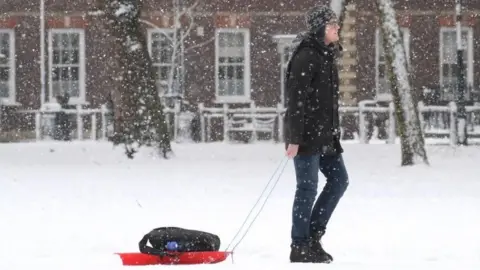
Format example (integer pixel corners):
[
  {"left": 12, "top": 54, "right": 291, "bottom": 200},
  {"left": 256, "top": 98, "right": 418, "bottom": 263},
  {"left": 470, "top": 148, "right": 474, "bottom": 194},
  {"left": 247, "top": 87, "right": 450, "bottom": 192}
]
[{"left": 1, "top": 141, "right": 479, "bottom": 270}]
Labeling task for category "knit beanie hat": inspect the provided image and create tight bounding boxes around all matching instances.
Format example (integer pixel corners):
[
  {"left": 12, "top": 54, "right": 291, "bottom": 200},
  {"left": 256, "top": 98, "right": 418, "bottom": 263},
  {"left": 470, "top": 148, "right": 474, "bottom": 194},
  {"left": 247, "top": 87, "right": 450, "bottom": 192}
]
[{"left": 305, "top": 5, "right": 338, "bottom": 34}]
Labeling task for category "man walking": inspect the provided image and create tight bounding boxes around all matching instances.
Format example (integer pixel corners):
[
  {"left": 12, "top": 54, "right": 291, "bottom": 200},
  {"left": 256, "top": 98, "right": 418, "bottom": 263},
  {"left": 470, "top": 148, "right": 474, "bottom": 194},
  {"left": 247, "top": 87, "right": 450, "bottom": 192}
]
[{"left": 283, "top": 5, "right": 349, "bottom": 263}]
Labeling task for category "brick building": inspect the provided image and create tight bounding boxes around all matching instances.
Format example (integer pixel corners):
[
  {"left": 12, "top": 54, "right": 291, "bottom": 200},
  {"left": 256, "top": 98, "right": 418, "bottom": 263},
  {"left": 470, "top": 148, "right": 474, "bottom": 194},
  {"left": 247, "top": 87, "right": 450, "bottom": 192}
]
[
  {"left": 0, "top": 0, "right": 478, "bottom": 140},
  {"left": 356, "top": 0, "right": 480, "bottom": 105}
]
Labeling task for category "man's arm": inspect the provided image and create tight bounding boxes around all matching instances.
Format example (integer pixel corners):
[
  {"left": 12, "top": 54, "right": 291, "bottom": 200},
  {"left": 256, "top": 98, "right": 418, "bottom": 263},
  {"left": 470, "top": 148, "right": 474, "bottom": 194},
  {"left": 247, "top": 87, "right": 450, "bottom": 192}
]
[{"left": 286, "top": 48, "right": 318, "bottom": 144}]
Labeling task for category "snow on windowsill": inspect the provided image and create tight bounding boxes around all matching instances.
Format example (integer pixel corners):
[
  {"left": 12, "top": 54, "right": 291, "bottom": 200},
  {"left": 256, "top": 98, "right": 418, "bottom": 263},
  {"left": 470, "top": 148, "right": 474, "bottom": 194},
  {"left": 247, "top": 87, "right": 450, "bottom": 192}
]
[
  {"left": 214, "top": 97, "right": 252, "bottom": 104},
  {"left": 375, "top": 94, "right": 393, "bottom": 103},
  {"left": 272, "top": 34, "right": 296, "bottom": 41},
  {"left": 87, "top": 10, "right": 105, "bottom": 16},
  {"left": 68, "top": 101, "right": 91, "bottom": 106},
  {"left": 0, "top": 100, "right": 21, "bottom": 107}
]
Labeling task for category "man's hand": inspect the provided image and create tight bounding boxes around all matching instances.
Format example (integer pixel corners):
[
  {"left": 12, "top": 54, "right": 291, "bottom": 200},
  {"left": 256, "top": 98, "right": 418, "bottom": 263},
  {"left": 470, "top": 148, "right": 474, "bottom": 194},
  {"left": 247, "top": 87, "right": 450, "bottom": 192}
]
[{"left": 286, "top": 144, "right": 299, "bottom": 158}]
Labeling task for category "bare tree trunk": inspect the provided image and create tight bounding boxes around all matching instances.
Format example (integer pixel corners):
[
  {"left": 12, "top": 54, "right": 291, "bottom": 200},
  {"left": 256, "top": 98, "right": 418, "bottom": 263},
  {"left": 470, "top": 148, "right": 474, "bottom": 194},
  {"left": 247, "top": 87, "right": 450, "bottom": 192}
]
[
  {"left": 375, "top": 0, "right": 428, "bottom": 166},
  {"left": 102, "top": 0, "right": 172, "bottom": 159}
]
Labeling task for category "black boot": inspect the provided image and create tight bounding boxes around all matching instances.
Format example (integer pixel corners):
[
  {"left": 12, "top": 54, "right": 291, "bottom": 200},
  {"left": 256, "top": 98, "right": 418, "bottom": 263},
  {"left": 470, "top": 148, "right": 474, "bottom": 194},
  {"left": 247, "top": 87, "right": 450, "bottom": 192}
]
[
  {"left": 289, "top": 244, "right": 315, "bottom": 263},
  {"left": 309, "top": 231, "right": 333, "bottom": 263}
]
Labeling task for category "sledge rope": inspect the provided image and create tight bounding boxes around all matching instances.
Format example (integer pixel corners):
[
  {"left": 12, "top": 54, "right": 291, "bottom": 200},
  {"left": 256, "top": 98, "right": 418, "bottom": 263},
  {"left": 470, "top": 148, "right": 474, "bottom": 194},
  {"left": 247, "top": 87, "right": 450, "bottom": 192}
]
[{"left": 224, "top": 157, "right": 289, "bottom": 261}]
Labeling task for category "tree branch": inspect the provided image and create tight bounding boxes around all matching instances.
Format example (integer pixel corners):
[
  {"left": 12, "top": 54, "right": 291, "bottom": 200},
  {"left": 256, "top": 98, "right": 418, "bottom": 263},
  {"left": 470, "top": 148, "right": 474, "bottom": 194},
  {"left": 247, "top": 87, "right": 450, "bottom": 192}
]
[
  {"left": 184, "top": 36, "right": 215, "bottom": 53},
  {"left": 138, "top": 19, "right": 174, "bottom": 42},
  {"left": 176, "top": 0, "right": 200, "bottom": 17},
  {"left": 178, "top": 0, "right": 200, "bottom": 45}
]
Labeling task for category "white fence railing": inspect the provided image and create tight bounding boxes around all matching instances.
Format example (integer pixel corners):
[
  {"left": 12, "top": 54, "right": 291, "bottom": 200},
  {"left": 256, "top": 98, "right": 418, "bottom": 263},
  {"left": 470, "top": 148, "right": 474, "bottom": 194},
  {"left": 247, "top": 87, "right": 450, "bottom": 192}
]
[
  {"left": 12, "top": 100, "right": 480, "bottom": 145},
  {"left": 198, "top": 102, "right": 284, "bottom": 143},
  {"left": 15, "top": 102, "right": 184, "bottom": 142},
  {"left": 17, "top": 104, "right": 111, "bottom": 140},
  {"left": 197, "top": 101, "right": 480, "bottom": 145}
]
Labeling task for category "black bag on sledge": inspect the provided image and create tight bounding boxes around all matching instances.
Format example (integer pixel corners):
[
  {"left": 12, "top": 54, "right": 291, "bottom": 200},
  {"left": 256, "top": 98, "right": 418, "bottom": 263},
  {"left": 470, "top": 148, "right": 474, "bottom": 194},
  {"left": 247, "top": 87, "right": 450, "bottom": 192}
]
[{"left": 139, "top": 227, "right": 221, "bottom": 256}]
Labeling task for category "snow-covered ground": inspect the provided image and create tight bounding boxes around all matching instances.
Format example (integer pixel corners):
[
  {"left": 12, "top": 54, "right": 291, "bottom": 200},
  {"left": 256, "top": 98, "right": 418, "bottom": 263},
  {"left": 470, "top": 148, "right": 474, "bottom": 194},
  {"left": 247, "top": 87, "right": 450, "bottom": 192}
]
[{"left": 1, "top": 141, "right": 479, "bottom": 270}]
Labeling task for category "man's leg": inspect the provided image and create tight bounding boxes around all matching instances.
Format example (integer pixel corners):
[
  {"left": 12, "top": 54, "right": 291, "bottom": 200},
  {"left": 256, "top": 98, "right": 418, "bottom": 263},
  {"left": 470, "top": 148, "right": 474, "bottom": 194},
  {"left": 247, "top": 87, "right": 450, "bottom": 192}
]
[
  {"left": 290, "top": 154, "right": 320, "bottom": 262},
  {"left": 310, "top": 154, "right": 349, "bottom": 233},
  {"left": 308, "top": 154, "right": 349, "bottom": 261}
]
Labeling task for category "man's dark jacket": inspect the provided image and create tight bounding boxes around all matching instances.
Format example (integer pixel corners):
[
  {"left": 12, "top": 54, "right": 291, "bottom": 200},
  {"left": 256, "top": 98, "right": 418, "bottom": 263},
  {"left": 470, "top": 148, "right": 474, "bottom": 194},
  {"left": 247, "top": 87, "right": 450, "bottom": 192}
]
[{"left": 283, "top": 33, "right": 343, "bottom": 155}]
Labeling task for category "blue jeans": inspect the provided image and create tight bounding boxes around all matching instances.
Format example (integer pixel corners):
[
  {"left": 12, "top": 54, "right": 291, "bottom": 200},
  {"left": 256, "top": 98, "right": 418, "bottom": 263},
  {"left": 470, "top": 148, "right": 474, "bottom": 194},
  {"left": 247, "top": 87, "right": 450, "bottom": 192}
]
[{"left": 291, "top": 153, "right": 349, "bottom": 245}]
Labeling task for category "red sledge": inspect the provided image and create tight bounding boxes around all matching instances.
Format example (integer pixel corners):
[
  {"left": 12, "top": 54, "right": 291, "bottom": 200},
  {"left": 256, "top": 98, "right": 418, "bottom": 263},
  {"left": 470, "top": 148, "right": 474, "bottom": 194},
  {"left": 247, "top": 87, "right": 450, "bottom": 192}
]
[{"left": 116, "top": 251, "right": 232, "bottom": 266}]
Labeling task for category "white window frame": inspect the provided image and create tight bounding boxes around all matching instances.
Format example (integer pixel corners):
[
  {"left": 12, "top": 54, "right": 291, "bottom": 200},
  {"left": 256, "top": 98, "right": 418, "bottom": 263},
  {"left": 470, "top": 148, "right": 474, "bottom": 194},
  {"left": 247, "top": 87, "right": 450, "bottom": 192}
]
[
  {"left": 375, "top": 27, "right": 410, "bottom": 102},
  {"left": 147, "top": 28, "right": 179, "bottom": 97},
  {"left": 214, "top": 28, "right": 251, "bottom": 103},
  {"left": 0, "top": 29, "right": 16, "bottom": 105},
  {"left": 273, "top": 34, "right": 295, "bottom": 107},
  {"left": 48, "top": 28, "right": 86, "bottom": 105},
  {"left": 439, "top": 27, "right": 474, "bottom": 101}
]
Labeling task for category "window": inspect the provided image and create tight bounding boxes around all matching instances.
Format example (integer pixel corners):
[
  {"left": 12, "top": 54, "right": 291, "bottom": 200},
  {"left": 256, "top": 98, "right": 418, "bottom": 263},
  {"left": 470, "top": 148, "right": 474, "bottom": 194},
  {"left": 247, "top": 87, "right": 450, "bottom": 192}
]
[
  {"left": 215, "top": 28, "right": 250, "bottom": 102},
  {"left": 439, "top": 27, "right": 473, "bottom": 101},
  {"left": 273, "top": 35, "right": 295, "bottom": 106},
  {"left": 375, "top": 27, "right": 410, "bottom": 101},
  {"left": 148, "top": 29, "right": 182, "bottom": 97},
  {"left": 48, "top": 29, "right": 85, "bottom": 104},
  {"left": 0, "top": 29, "right": 15, "bottom": 104}
]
